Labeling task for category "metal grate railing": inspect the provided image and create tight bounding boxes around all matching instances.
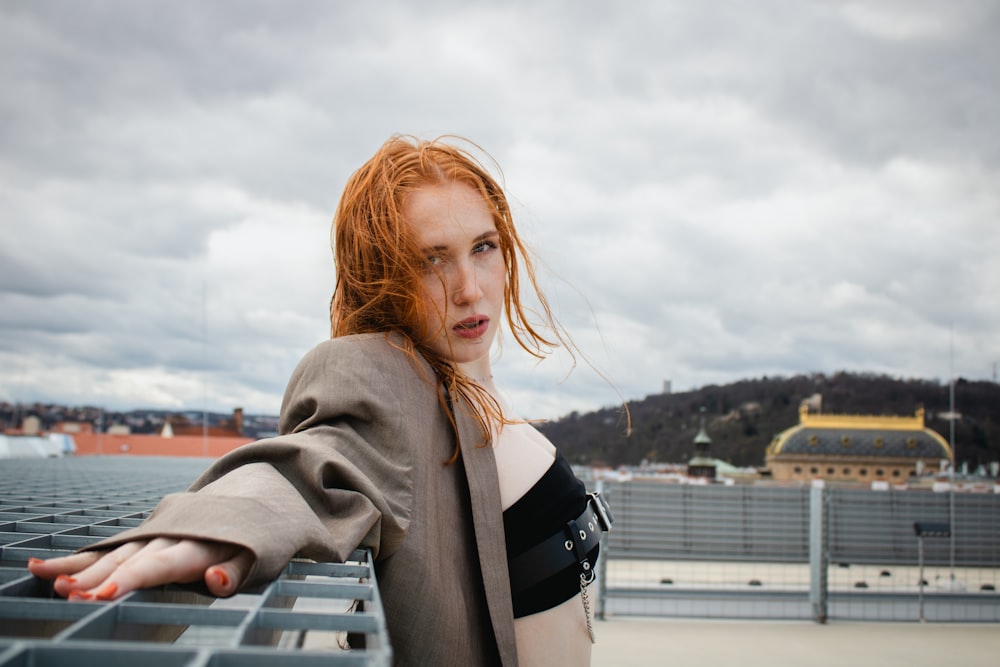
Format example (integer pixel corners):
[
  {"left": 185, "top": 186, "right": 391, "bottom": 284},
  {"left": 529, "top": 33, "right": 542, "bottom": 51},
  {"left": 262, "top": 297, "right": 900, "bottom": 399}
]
[
  {"left": 828, "top": 487, "right": 1000, "bottom": 566},
  {"left": 598, "top": 480, "right": 1000, "bottom": 622},
  {"left": 0, "top": 457, "right": 392, "bottom": 666},
  {"left": 606, "top": 483, "right": 810, "bottom": 562}
]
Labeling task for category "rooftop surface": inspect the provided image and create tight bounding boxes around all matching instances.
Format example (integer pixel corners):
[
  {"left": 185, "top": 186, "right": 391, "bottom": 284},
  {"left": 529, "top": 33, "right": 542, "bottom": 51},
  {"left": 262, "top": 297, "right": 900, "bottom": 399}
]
[{"left": 591, "top": 617, "right": 1000, "bottom": 667}]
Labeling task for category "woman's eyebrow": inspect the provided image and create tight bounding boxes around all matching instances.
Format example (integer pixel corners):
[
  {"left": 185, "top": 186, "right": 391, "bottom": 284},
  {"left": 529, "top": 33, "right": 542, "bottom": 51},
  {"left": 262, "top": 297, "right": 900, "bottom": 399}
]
[
  {"left": 421, "top": 230, "right": 499, "bottom": 254},
  {"left": 475, "top": 230, "right": 500, "bottom": 243}
]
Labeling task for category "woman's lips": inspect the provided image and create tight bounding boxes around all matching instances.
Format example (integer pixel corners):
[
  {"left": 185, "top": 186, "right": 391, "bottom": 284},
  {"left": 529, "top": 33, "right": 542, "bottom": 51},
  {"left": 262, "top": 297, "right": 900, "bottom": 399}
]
[{"left": 453, "top": 316, "right": 489, "bottom": 339}]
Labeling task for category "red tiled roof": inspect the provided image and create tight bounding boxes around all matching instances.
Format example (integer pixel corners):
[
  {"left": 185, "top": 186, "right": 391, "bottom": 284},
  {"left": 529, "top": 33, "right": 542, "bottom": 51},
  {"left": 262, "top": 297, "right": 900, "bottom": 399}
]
[{"left": 72, "top": 433, "right": 254, "bottom": 458}]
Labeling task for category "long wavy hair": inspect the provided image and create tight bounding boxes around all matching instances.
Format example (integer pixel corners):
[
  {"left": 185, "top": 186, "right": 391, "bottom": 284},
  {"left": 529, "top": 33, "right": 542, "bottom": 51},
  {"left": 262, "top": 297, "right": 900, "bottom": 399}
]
[{"left": 330, "top": 135, "right": 566, "bottom": 461}]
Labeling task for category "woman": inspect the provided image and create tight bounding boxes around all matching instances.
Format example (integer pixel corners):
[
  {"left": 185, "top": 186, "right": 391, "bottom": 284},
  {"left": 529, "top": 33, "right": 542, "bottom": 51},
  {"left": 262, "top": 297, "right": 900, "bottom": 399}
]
[{"left": 29, "top": 135, "right": 612, "bottom": 666}]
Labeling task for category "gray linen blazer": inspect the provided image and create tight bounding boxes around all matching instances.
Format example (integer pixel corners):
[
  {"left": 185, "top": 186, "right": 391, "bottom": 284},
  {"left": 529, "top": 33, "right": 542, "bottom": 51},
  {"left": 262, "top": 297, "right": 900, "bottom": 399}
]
[{"left": 85, "top": 333, "right": 519, "bottom": 666}]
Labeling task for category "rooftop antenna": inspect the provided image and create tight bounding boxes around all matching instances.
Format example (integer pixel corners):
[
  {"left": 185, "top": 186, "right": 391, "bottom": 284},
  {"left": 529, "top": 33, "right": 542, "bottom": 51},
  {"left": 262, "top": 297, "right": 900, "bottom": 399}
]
[
  {"left": 202, "top": 280, "right": 208, "bottom": 458},
  {"left": 948, "top": 325, "right": 956, "bottom": 585}
]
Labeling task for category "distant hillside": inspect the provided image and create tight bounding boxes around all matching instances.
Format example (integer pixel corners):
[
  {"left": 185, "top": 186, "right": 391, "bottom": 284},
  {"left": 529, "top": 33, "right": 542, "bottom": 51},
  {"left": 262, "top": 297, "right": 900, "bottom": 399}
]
[{"left": 537, "top": 373, "right": 1000, "bottom": 470}]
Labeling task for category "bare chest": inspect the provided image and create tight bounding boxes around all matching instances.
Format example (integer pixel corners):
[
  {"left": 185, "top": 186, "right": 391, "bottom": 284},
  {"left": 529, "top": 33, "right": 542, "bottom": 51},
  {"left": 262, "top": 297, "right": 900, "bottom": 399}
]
[{"left": 491, "top": 421, "right": 557, "bottom": 510}]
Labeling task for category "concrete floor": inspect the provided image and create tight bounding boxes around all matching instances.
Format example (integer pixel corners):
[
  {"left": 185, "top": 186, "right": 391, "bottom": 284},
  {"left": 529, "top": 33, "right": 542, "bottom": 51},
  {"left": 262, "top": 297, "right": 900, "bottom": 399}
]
[{"left": 591, "top": 617, "right": 1000, "bottom": 667}]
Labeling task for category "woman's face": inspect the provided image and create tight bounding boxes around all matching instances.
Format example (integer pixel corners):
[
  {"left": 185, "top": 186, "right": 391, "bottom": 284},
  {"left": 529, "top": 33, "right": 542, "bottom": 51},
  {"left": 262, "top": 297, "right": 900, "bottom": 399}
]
[{"left": 405, "top": 181, "right": 506, "bottom": 369}]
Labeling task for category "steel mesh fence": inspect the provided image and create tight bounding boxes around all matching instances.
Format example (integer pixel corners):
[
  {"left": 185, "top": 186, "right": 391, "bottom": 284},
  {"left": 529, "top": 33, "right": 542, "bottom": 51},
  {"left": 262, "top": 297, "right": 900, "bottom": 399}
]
[
  {"left": 598, "top": 480, "right": 1000, "bottom": 622},
  {"left": 827, "top": 487, "right": 1000, "bottom": 622}
]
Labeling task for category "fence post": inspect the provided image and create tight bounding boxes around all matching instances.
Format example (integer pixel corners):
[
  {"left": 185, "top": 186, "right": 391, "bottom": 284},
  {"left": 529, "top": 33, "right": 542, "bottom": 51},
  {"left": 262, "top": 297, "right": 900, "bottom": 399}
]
[
  {"left": 913, "top": 522, "right": 951, "bottom": 623},
  {"left": 809, "top": 484, "right": 828, "bottom": 623},
  {"left": 595, "top": 479, "right": 608, "bottom": 620}
]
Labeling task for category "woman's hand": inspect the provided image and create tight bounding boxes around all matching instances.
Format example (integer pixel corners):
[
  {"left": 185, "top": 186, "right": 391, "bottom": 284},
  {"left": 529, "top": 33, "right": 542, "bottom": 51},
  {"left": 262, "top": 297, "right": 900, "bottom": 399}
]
[{"left": 28, "top": 538, "right": 255, "bottom": 601}]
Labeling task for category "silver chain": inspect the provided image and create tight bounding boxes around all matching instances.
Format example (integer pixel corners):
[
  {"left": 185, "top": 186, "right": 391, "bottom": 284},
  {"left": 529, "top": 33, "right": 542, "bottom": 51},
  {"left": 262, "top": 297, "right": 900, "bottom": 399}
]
[{"left": 580, "top": 572, "right": 595, "bottom": 644}]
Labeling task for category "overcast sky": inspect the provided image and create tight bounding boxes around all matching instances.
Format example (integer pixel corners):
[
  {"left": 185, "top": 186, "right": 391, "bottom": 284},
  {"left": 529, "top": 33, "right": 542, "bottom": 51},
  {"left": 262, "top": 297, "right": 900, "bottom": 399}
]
[{"left": 2, "top": 0, "right": 998, "bottom": 421}]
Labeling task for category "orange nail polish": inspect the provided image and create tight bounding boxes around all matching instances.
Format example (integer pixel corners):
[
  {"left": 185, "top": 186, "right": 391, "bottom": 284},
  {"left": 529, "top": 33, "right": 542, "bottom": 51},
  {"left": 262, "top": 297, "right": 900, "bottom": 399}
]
[
  {"left": 56, "top": 574, "right": 77, "bottom": 585},
  {"left": 210, "top": 568, "right": 229, "bottom": 587},
  {"left": 94, "top": 583, "right": 118, "bottom": 600},
  {"left": 28, "top": 557, "right": 44, "bottom": 565},
  {"left": 68, "top": 590, "right": 94, "bottom": 601}
]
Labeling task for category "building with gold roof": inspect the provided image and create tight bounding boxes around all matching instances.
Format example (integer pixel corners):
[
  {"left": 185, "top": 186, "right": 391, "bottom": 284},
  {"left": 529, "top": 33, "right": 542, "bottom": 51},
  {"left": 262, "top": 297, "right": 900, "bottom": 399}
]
[{"left": 765, "top": 405, "right": 952, "bottom": 484}]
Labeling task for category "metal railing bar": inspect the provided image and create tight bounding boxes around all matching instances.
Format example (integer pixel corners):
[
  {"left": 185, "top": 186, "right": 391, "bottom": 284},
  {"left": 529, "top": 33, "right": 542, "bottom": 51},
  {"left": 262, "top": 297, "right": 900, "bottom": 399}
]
[
  {"left": 273, "top": 580, "right": 373, "bottom": 602},
  {"left": 254, "top": 609, "right": 380, "bottom": 634}
]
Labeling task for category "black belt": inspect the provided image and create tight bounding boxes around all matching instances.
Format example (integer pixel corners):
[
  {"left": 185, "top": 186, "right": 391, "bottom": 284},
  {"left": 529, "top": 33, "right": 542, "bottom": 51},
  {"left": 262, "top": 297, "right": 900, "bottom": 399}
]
[{"left": 508, "top": 492, "right": 614, "bottom": 594}]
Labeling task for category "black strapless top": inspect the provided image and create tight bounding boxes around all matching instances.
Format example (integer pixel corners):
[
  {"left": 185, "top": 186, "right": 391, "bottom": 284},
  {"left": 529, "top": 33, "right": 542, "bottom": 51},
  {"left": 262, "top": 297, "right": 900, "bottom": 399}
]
[{"left": 502, "top": 452, "right": 600, "bottom": 618}]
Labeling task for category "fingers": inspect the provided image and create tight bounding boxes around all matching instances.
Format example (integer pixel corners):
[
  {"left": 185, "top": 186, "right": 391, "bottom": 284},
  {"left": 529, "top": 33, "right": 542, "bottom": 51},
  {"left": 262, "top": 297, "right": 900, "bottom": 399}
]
[
  {"left": 204, "top": 547, "right": 256, "bottom": 597},
  {"left": 59, "top": 539, "right": 173, "bottom": 598},
  {"left": 28, "top": 550, "right": 105, "bottom": 581},
  {"left": 115, "top": 539, "right": 240, "bottom": 595},
  {"left": 28, "top": 539, "right": 250, "bottom": 601},
  {"left": 29, "top": 541, "right": 147, "bottom": 599}
]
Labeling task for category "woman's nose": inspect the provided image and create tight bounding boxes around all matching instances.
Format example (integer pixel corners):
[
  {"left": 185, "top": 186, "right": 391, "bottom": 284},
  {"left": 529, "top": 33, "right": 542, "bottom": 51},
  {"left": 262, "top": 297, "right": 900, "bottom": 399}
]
[{"left": 452, "top": 261, "right": 481, "bottom": 305}]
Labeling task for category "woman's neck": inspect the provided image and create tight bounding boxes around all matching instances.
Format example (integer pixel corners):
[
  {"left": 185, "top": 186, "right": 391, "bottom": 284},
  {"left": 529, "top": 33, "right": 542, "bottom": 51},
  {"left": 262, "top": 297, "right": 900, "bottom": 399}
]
[{"left": 458, "top": 361, "right": 493, "bottom": 385}]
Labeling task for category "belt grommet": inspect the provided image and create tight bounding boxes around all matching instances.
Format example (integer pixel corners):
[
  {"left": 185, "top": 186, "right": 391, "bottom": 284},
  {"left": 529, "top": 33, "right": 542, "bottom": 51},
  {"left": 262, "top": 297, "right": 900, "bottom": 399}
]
[
  {"left": 564, "top": 540, "right": 574, "bottom": 551},
  {"left": 588, "top": 521, "right": 595, "bottom": 532},
  {"left": 579, "top": 529, "right": 587, "bottom": 540}
]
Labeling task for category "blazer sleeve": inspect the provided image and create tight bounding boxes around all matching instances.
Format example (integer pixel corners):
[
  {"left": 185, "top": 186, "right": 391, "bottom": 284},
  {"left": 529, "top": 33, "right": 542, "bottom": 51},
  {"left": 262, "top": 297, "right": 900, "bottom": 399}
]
[{"left": 81, "top": 336, "right": 422, "bottom": 588}]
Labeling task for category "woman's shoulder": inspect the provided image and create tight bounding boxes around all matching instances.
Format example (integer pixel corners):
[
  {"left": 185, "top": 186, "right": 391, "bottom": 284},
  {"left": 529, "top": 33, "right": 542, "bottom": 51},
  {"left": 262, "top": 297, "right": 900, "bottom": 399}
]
[
  {"left": 294, "top": 332, "right": 433, "bottom": 387},
  {"left": 280, "top": 332, "right": 439, "bottom": 433},
  {"left": 304, "top": 331, "right": 414, "bottom": 361}
]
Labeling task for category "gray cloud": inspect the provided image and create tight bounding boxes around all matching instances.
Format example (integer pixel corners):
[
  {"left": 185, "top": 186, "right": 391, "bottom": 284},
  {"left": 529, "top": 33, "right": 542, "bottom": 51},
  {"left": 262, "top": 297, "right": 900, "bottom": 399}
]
[{"left": 1, "top": 0, "right": 997, "bottom": 418}]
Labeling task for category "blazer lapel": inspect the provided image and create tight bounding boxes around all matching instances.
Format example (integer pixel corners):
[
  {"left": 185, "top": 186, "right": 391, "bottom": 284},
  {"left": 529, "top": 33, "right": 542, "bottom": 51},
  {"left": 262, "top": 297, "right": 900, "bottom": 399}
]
[{"left": 454, "top": 401, "right": 518, "bottom": 665}]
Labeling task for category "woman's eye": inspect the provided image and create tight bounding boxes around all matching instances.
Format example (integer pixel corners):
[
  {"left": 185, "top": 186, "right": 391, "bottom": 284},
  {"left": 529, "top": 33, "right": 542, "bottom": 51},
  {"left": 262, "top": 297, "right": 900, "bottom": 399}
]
[
  {"left": 422, "top": 255, "right": 443, "bottom": 270},
  {"left": 473, "top": 240, "right": 498, "bottom": 254}
]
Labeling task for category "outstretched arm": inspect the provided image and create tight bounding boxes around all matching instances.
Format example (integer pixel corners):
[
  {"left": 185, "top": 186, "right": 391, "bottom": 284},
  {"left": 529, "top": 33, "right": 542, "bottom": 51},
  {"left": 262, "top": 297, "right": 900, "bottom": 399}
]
[{"left": 27, "top": 336, "right": 421, "bottom": 602}]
